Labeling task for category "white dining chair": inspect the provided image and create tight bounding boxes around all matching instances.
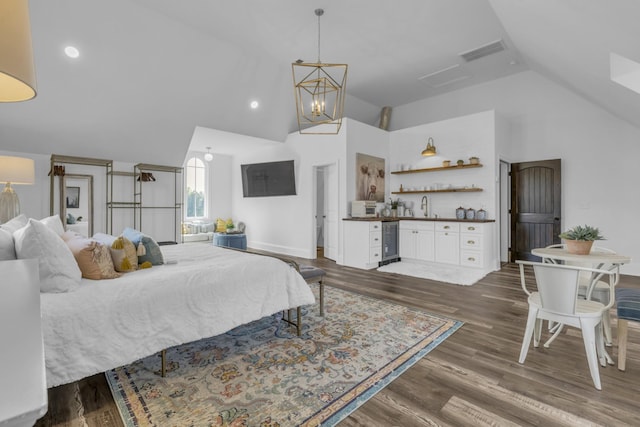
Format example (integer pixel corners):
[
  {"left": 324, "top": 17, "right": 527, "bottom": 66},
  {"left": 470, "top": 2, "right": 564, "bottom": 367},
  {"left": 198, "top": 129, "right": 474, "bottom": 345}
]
[
  {"left": 542, "top": 244, "right": 620, "bottom": 347},
  {"left": 517, "top": 260, "right": 616, "bottom": 390}
]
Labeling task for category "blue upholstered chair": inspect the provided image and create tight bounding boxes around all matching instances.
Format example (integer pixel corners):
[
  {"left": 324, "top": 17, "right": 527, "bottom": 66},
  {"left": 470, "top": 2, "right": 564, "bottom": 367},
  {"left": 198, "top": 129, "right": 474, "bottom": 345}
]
[{"left": 616, "top": 288, "right": 640, "bottom": 371}]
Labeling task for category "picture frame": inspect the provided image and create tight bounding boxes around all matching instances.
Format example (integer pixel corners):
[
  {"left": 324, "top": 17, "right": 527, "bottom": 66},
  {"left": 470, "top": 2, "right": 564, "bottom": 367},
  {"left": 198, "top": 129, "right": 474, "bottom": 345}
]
[
  {"left": 355, "top": 153, "right": 385, "bottom": 202},
  {"left": 66, "top": 186, "right": 80, "bottom": 209}
]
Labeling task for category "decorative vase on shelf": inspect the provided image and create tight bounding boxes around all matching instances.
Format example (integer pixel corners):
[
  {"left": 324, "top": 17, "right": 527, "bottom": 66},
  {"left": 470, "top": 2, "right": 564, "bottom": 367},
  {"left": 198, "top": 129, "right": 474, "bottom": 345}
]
[
  {"left": 476, "top": 208, "right": 486, "bottom": 220},
  {"left": 456, "top": 206, "right": 465, "bottom": 219},
  {"left": 442, "top": 160, "right": 451, "bottom": 167},
  {"left": 391, "top": 209, "right": 397, "bottom": 218},
  {"left": 465, "top": 208, "right": 475, "bottom": 220}
]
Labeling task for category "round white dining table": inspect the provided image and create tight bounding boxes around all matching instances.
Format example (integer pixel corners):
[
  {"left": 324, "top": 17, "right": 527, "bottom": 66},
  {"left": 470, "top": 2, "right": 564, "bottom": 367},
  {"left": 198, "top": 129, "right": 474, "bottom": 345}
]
[{"left": 531, "top": 247, "right": 631, "bottom": 267}]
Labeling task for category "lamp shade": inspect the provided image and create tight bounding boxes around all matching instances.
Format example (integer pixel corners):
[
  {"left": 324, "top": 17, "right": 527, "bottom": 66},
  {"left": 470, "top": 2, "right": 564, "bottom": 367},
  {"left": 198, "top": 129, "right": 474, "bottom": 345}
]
[
  {"left": 0, "top": 156, "right": 35, "bottom": 184},
  {"left": 0, "top": 0, "right": 37, "bottom": 102}
]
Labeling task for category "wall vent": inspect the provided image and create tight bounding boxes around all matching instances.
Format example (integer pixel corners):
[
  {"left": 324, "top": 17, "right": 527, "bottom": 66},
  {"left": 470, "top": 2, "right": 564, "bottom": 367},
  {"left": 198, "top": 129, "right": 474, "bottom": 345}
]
[{"left": 460, "top": 39, "right": 505, "bottom": 62}]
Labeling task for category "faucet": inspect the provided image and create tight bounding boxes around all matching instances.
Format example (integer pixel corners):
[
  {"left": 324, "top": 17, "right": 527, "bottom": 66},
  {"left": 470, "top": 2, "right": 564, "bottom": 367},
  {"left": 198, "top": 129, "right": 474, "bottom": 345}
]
[{"left": 421, "top": 195, "right": 429, "bottom": 217}]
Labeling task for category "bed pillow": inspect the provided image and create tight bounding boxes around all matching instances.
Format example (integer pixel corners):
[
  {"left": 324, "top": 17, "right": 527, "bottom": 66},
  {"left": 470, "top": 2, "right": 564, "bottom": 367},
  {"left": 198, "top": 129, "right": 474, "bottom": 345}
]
[
  {"left": 110, "top": 236, "right": 138, "bottom": 272},
  {"left": 13, "top": 219, "right": 82, "bottom": 293},
  {"left": 0, "top": 228, "right": 16, "bottom": 260},
  {"left": 92, "top": 232, "right": 116, "bottom": 246},
  {"left": 64, "top": 235, "right": 121, "bottom": 280},
  {"left": 93, "top": 233, "right": 136, "bottom": 272},
  {"left": 40, "top": 215, "right": 66, "bottom": 236},
  {"left": 0, "top": 214, "right": 28, "bottom": 233},
  {"left": 122, "top": 227, "right": 164, "bottom": 265}
]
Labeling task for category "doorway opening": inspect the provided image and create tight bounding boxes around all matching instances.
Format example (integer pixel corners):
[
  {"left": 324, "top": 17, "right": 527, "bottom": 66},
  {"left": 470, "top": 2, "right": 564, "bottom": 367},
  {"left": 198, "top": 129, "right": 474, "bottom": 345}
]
[{"left": 314, "top": 162, "right": 338, "bottom": 261}]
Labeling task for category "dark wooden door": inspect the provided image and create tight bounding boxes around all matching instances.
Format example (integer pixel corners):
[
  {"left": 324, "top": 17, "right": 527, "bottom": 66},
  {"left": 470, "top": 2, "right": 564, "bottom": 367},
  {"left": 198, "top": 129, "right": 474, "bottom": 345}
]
[{"left": 511, "top": 159, "right": 561, "bottom": 261}]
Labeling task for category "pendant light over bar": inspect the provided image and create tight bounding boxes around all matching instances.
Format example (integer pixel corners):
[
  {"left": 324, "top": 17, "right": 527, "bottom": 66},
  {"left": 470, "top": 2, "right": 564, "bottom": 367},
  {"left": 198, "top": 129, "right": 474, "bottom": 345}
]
[
  {"left": 421, "top": 137, "right": 437, "bottom": 156},
  {"left": 0, "top": 0, "right": 37, "bottom": 102},
  {"left": 292, "top": 8, "right": 347, "bottom": 134}
]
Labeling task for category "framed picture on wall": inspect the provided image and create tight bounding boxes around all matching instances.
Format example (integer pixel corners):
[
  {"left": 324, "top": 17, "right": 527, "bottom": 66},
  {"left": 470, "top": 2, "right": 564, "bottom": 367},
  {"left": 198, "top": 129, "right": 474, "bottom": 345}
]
[
  {"left": 66, "top": 186, "right": 80, "bottom": 209},
  {"left": 356, "top": 153, "right": 385, "bottom": 202}
]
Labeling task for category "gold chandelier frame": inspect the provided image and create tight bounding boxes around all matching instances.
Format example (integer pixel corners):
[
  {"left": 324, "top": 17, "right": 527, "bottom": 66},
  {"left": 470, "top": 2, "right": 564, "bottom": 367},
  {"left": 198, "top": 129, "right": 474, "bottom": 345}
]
[{"left": 292, "top": 9, "right": 348, "bottom": 134}]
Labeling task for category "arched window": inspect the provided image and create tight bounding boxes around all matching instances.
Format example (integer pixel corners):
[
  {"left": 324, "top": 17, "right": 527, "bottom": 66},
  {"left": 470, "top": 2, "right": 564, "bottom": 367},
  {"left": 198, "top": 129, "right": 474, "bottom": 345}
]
[{"left": 185, "top": 157, "right": 206, "bottom": 218}]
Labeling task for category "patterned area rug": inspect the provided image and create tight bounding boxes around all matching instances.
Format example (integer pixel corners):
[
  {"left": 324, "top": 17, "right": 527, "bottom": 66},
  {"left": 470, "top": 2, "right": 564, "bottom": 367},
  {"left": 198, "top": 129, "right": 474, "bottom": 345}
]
[
  {"left": 377, "top": 260, "right": 487, "bottom": 286},
  {"left": 106, "top": 285, "right": 462, "bottom": 426}
]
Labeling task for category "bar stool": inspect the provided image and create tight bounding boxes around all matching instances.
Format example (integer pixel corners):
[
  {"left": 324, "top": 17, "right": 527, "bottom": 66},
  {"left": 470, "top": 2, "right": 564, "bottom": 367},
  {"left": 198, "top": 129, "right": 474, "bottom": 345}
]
[
  {"left": 299, "top": 265, "right": 325, "bottom": 316},
  {"left": 616, "top": 288, "right": 640, "bottom": 371}
]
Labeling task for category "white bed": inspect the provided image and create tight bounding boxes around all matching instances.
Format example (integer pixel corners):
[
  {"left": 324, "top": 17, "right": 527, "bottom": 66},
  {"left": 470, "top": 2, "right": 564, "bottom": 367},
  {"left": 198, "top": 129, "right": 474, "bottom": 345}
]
[{"left": 40, "top": 243, "right": 315, "bottom": 388}]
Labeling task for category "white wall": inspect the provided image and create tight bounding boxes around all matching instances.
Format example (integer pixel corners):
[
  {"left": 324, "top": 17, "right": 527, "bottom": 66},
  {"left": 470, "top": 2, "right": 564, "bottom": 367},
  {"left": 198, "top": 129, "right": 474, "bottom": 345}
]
[
  {"left": 392, "top": 70, "right": 640, "bottom": 275},
  {"left": 232, "top": 126, "right": 348, "bottom": 259},
  {"left": 389, "top": 110, "right": 497, "bottom": 220}
]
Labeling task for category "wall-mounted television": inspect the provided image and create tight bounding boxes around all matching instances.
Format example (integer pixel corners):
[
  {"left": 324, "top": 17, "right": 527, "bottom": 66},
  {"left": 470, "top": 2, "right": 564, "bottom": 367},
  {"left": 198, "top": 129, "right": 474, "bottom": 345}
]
[{"left": 241, "top": 160, "right": 296, "bottom": 197}]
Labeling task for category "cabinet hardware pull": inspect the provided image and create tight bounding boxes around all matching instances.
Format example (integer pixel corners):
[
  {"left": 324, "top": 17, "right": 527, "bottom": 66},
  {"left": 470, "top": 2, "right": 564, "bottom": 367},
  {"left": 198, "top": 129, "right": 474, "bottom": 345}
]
[
  {"left": 468, "top": 226, "right": 475, "bottom": 231},
  {"left": 374, "top": 253, "right": 379, "bottom": 257},
  {"left": 468, "top": 257, "right": 475, "bottom": 261},
  {"left": 468, "top": 240, "right": 475, "bottom": 244},
  {"left": 374, "top": 238, "right": 379, "bottom": 241},
  {"left": 444, "top": 226, "right": 450, "bottom": 229}
]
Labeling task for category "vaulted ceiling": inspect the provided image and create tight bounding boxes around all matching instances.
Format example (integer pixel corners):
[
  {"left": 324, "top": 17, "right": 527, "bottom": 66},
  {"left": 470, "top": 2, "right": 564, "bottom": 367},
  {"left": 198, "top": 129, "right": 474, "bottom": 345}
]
[{"left": 1, "top": 0, "right": 639, "bottom": 164}]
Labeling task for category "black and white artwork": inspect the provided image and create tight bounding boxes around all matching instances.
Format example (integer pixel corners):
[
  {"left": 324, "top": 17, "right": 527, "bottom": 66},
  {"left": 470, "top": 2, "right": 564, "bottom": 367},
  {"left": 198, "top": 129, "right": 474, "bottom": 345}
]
[{"left": 66, "top": 186, "right": 80, "bottom": 209}]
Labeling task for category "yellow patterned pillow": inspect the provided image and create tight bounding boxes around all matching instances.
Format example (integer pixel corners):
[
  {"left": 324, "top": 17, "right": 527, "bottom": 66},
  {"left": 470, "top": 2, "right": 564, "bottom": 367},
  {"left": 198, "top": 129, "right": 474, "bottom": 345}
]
[
  {"left": 110, "top": 236, "right": 138, "bottom": 272},
  {"left": 216, "top": 218, "right": 227, "bottom": 232}
]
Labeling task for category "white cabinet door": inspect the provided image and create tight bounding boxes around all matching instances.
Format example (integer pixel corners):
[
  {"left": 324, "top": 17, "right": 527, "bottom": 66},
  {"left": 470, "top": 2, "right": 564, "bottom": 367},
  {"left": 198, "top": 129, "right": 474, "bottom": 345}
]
[
  {"left": 416, "top": 230, "right": 435, "bottom": 261},
  {"left": 435, "top": 231, "right": 459, "bottom": 264},
  {"left": 399, "top": 228, "right": 415, "bottom": 258}
]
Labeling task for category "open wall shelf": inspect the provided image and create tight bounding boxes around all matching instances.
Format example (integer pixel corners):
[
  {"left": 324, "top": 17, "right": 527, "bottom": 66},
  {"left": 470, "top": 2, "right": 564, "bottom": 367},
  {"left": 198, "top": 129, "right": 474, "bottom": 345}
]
[
  {"left": 391, "top": 163, "right": 483, "bottom": 174},
  {"left": 392, "top": 187, "right": 483, "bottom": 195}
]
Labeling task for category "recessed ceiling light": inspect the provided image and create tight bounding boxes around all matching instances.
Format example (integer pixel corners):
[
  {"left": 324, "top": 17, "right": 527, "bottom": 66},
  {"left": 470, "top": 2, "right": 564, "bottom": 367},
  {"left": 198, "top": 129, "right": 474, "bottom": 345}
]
[
  {"left": 250, "top": 100, "right": 259, "bottom": 109},
  {"left": 64, "top": 46, "right": 80, "bottom": 59}
]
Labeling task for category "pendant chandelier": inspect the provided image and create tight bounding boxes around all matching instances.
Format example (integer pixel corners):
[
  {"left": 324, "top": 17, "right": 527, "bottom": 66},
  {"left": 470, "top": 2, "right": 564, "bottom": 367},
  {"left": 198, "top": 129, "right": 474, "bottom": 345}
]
[
  {"left": 421, "top": 137, "right": 437, "bottom": 156},
  {"left": 292, "top": 8, "right": 347, "bottom": 134}
]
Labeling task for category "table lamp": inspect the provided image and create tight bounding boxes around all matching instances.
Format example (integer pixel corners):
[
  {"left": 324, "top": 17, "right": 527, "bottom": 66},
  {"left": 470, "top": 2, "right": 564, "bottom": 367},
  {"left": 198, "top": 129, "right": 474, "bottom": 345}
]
[{"left": 0, "top": 156, "right": 35, "bottom": 223}]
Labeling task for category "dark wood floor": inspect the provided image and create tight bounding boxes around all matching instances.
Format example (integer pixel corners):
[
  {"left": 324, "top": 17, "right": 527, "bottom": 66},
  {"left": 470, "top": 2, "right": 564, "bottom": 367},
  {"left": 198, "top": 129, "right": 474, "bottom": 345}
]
[{"left": 35, "top": 258, "right": 640, "bottom": 427}]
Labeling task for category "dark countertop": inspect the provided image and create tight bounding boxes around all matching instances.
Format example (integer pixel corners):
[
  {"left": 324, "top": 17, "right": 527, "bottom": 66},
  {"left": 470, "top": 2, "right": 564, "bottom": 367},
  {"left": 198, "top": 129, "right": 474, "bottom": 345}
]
[{"left": 343, "top": 217, "right": 495, "bottom": 223}]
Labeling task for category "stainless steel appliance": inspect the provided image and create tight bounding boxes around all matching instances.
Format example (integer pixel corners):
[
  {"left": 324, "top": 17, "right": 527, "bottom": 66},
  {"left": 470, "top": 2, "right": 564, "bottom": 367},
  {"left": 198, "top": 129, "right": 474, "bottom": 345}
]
[
  {"left": 351, "top": 200, "right": 377, "bottom": 217},
  {"left": 381, "top": 221, "right": 400, "bottom": 265}
]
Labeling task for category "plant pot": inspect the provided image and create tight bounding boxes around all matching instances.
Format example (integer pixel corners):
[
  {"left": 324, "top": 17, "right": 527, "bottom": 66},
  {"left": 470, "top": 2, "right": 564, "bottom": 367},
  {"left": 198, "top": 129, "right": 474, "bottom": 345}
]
[{"left": 564, "top": 240, "right": 593, "bottom": 255}]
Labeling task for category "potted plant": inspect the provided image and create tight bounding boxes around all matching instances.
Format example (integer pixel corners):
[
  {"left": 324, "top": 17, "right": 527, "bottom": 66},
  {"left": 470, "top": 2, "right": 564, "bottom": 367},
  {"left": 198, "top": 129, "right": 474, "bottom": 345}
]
[
  {"left": 559, "top": 225, "right": 605, "bottom": 255},
  {"left": 389, "top": 198, "right": 399, "bottom": 217}
]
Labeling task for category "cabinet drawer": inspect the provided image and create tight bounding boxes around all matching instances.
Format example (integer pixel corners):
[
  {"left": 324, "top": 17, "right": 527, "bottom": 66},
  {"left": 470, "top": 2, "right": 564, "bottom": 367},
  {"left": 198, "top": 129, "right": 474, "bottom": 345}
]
[
  {"left": 370, "top": 246, "right": 382, "bottom": 261},
  {"left": 461, "top": 224, "right": 483, "bottom": 234},
  {"left": 460, "top": 250, "right": 483, "bottom": 267},
  {"left": 370, "top": 231, "right": 382, "bottom": 247},
  {"left": 461, "top": 233, "right": 483, "bottom": 249},
  {"left": 415, "top": 221, "right": 435, "bottom": 231},
  {"left": 435, "top": 222, "right": 459, "bottom": 232},
  {"left": 369, "top": 222, "right": 382, "bottom": 232}
]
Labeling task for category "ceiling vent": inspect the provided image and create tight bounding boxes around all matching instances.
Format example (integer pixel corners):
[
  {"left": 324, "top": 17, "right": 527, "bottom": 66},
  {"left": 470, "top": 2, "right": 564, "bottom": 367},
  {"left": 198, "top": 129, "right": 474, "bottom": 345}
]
[{"left": 459, "top": 39, "right": 505, "bottom": 62}]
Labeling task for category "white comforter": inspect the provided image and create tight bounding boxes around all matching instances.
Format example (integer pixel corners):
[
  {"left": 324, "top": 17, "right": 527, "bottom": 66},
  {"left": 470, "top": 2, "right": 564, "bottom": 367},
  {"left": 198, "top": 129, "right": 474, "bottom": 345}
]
[{"left": 40, "top": 244, "right": 315, "bottom": 387}]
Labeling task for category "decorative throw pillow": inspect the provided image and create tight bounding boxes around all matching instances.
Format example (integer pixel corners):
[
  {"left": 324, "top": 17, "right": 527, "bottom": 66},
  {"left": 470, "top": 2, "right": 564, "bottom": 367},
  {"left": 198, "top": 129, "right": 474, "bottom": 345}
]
[
  {"left": 122, "top": 227, "right": 164, "bottom": 265},
  {"left": 0, "top": 228, "right": 16, "bottom": 260},
  {"left": 92, "top": 232, "right": 116, "bottom": 246},
  {"left": 0, "top": 214, "right": 28, "bottom": 234},
  {"left": 40, "top": 215, "right": 66, "bottom": 236},
  {"left": 109, "top": 236, "right": 138, "bottom": 272},
  {"left": 64, "top": 235, "right": 121, "bottom": 280},
  {"left": 215, "top": 218, "right": 227, "bottom": 232},
  {"left": 13, "top": 219, "right": 82, "bottom": 293}
]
